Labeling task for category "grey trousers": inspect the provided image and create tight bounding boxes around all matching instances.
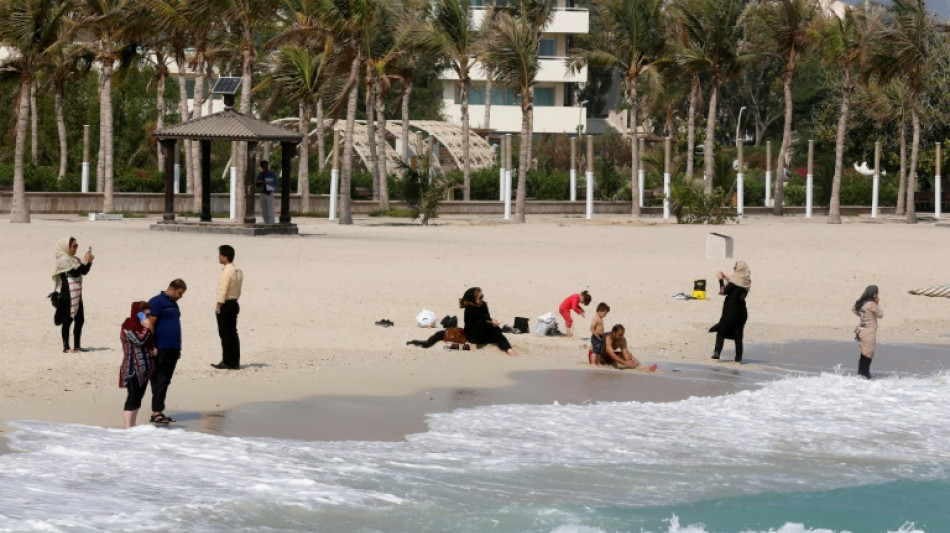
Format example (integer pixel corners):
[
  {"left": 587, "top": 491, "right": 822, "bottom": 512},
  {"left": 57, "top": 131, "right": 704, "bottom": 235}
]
[{"left": 259, "top": 193, "right": 275, "bottom": 224}]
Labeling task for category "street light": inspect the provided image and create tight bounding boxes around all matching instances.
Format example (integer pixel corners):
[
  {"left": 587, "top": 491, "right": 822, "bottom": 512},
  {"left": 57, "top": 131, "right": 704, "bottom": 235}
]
[
  {"left": 577, "top": 100, "right": 588, "bottom": 135},
  {"left": 735, "top": 106, "right": 747, "bottom": 145}
]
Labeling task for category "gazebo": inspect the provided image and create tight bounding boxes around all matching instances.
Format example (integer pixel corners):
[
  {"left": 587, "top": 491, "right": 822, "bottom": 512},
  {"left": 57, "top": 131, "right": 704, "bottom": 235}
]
[{"left": 151, "top": 78, "right": 303, "bottom": 235}]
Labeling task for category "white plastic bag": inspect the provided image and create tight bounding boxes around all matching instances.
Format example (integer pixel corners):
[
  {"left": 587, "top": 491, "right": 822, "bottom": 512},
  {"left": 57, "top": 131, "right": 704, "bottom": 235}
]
[
  {"left": 415, "top": 309, "right": 437, "bottom": 328},
  {"left": 536, "top": 312, "right": 557, "bottom": 336}
]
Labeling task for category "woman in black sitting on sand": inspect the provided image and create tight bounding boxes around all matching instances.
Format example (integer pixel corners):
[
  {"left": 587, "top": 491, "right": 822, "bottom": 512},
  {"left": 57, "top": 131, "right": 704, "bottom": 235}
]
[{"left": 460, "top": 287, "right": 518, "bottom": 356}]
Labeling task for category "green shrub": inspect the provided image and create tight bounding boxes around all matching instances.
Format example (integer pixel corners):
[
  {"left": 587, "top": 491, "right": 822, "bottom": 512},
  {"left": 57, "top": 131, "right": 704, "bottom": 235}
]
[
  {"left": 742, "top": 175, "right": 766, "bottom": 206},
  {"left": 670, "top": 183, "right": 737, "bottom": 224},
  {"left": 784, "top": 184, "right": 807, "bottom": 206}
]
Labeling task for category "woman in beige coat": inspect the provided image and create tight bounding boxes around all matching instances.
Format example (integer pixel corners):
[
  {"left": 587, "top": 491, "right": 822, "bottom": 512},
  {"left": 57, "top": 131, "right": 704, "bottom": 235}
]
[{"left": 853, "top": 285, "right": 883, "bottom": 379}]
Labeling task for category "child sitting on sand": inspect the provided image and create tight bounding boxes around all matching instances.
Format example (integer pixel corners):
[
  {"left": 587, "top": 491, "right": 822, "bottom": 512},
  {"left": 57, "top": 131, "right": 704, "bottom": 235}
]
[
  {"left": 589, "top": 302, "right": 610, "bottom": 364},
  {"left": 559, "top": 290, "right": 591, "bottom": 338},
  {"left": 600, "top": 324, "right": 657, "bottom": 372}
]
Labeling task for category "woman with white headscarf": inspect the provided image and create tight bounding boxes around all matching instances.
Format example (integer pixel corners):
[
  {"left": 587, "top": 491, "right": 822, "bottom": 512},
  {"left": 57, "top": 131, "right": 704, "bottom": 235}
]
[
  {"left": 52, "top": 237, "right": 95, "bottom": 353},
  {"left": 709, "top": 261, "right": 751, "bottom": 362}
]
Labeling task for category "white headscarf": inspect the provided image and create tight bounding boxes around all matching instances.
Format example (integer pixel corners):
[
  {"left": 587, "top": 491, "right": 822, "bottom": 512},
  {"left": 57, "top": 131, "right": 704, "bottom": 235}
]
[
  {"left": 52, "top": 238, "right": 82, "bottom": 289},
  {"left": 730, "top": 260, "right": 751, "bottom": 290}
]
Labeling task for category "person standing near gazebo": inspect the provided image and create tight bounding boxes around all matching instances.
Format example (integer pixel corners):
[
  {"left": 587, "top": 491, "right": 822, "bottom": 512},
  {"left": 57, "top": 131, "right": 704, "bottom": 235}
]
[{"left": 256, "top": 160, "right": 279, "bottom": 224}]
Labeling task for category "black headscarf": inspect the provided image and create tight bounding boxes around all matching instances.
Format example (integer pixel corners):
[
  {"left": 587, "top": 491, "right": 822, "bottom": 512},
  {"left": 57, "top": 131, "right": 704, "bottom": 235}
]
[
  {"left": 460, "top": 287, "right": 480, "bottom": 308},
  {"left": 854, "top": 285, "right": 879, "bottom": 313}
]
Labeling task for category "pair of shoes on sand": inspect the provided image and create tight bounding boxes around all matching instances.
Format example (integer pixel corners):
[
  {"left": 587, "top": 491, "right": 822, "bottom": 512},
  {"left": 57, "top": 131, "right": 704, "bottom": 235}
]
[
  {"left": 443, "top": 343, "right": 471, "bottom": 351},
  {"left": 375, "top": 319, "right": 394, "bottom": 327}
]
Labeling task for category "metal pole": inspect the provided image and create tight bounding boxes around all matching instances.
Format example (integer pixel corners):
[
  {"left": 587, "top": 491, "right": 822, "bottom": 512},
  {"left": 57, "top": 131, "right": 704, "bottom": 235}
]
[
  {"left": 81, "top": 125, "right": 90, "bottom": 193},
  {"left": 586, "top": 135, "right": 594, "bottom": 219},
  {"left": 935, "top": 142, "right": 942, "bottom": 220},
  {"left": 173, "top": 140, "right": 180, "bottom": 194},
  {"left": 737, "top": 139, "right": 744, "bottom": 216},
  {"left": 329, "top": 130, "right": 340, "bottom": 220},
  {"left": 229, "top": 166, "right": 237, "bottom": 219},
  {"left": 663, "top": 136, "right": 671, "bottom": 219},
  {"left": 872, "top": 141, "right": 880, "bottom": 219},
  {"left": 765, "top": 140, "right": 772, "bottom": 208},
  {"left": 570, "top": 136, "right": 577, "bottom": 202},
  {"left": 504, "top": 134, "right": 512, "bottom": 220},
  {"left": 806, "top": 139, "right": 814, "bottom": 218},
  {"left": 499, "top": 138, "right": 506, "bottom": 202}
]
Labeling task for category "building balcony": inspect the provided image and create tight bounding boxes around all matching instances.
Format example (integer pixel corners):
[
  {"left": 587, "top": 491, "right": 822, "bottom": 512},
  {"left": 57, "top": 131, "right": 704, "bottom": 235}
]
[
  {"left": 442, "top": 59, "right": 586, "bottom": 84},
  {"left": 470, "top": 7, "right": 589, "bottom": 34},
  {"left": 442, "top": 103, "right": 588, "bottom": 134}
]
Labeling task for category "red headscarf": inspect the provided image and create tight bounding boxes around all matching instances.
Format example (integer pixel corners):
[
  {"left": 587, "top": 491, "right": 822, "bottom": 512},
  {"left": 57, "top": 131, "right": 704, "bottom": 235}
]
[{"left": 121, "top": 301, "right": 147, "bottom": 332}]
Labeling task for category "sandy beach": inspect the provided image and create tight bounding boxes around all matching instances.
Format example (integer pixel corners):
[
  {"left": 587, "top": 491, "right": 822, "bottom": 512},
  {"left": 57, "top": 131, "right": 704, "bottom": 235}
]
[{"left": 2, "top": 212, "right": 950, "bottom": 438}]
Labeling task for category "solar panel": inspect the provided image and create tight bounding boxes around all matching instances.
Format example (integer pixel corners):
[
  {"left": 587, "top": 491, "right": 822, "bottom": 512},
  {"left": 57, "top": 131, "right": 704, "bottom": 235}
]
[{"left": 212, "top": 77, "right": 242, "bottom": 95}]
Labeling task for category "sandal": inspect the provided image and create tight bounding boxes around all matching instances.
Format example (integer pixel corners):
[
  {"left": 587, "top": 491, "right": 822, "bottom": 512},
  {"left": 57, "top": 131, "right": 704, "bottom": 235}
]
[{"left": 149, "top": 413, "right": 176, "bottom": 425}]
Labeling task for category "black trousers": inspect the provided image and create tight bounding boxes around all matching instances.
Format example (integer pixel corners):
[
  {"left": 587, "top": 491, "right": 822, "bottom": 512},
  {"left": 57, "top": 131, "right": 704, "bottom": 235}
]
[
  {"left": 150, "top": 349, "right": 180, "bottom": 413},
  {"left": 61, "top": 300, "right": 84, "bottom": 350},
  {"left": 216, "top": 300, "right": 241, "bottom": 368},
  {"left": 858, "top": 354, "right": 872, "bottom": 379},
  {"left": 123, "top": 377, "right": 148, "bottom": 411},
  {"left": 714, "top": 331, "right": 744, "bottom": 362}
]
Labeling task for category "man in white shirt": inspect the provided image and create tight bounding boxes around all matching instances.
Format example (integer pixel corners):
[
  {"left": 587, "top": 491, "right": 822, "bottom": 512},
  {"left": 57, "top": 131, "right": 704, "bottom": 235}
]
[{"left": 212, "top": 244, "right": 244, "bottom": 370}]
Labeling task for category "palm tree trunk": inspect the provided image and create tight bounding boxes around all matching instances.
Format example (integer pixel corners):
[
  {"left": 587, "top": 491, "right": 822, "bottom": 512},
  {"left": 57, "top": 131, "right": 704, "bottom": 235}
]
[
  {"left": 30, "top": 80, "right": 38, "bottom": 166},
  {"left": 515, "top": 99, "right": 531, "bottom": 223},
  {"left": 56, "top": 88, "right": 67, "bottom": 181},
  {"left": 629, "top": 79, "right": 641, "bottom": 216},
  {"left": 461, "top": 76, "right": 471, "bottom": 200},
  {"left": 191, "top": 54, "right": 206, "bottom": 213},
  {"left": 316, "top": 99, "right": 326, "bottom": 171},
  {"left": 828, "top": 73, "right": 852, "bottom": 225},
  {"left": 375, "top": 85, "right": 389, "bottom": 211},
  {"left": 156, "top": 70, "right": 166, "bottom": 172},
  {"left": 897, "top": 117, "right": 906, "bottom": 216},
  {"left": 906, "top": 102, "right": 919, "bottom": 223},
  {"left": 101, "top": 58, "right": 115, "bottom": 213},
  {"left": 703, "top": 78, "right": 719, "bottom": 195},
  {"left": 773, "top": 74, "right": 793, "bottom": 215},
  {"left": 685, "top": 74, "right": 699, "bottom": 183},
  {"left": 365, "top": 77, "right": 379, "bottom": 201},
  {"left": 298, "top": 102, "right": 311, "bottom": 213},
  {"left": 401, "top": 79, "right": 412, "bottom": 163},
  {"left": 340, "top": 53, "right": 361, "bottom": 225},
  {"left": 10, "top": 79, "right": 31, "bottom": 223},
  {"left": 177, "top": 59, "right": 192, "bottom": 196},
  {"left": 484, "top": 77, "right": 492, "bottom": 129},
  {"left": 236, "top": 37, "right": 254, "bottom": 221}
]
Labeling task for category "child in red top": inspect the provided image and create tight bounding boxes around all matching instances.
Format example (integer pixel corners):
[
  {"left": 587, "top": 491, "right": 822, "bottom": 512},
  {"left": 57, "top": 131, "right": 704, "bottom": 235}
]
[{"left": 559, "top": 290, "right": 591, "bottom": 337}]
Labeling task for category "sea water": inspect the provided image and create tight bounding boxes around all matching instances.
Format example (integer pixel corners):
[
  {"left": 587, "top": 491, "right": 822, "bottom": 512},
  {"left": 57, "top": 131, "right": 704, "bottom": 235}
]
[{"left": 1, "top": 372, "right": 949, "bottom": 533}]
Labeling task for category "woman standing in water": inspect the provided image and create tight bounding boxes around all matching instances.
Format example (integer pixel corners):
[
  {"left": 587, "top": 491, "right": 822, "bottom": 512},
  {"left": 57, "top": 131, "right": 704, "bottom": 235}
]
[
  {"left": 709, "top": 261, "right": 751, "bottom": 363},
  {"left": 853, "top": 285, "right": 883, "bottom": 379}
]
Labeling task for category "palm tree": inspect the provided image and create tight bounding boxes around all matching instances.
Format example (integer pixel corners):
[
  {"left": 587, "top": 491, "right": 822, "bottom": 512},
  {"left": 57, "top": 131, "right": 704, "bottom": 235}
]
[
  {"left": 815, "top": 6, "right": 876, "bottom": 224},
  {"left": 570, "top": 0, "right": 666, "bottom": 216},
  {"left": 76, "top": 0, "right": 144, "bottom": 213},
  {"left": 44, "top": 43, "right": 93, "bottom": 181},
  {"left": 483, "top": 0, "right": 553, "bottom": 223},
  {"left": 675, "top": 0, "right": 745, "bottom": 195},
  {"left": 268, "top": 45, "right": 340, "bottom": 214},
  {"left": 746, "top": 0, "right": 819, "bottom": 214},
  {"left": 428, "top": 0, "right": 480, "bottom": 201},
  {"left": 866, "top": 0, "right": 937, "bottom": 223},
  {"left": 0, "top": 0, "right": 71, "bottom": 223},
  {"left": 863, "top": 80, "right": 910, "bottom": 215}
]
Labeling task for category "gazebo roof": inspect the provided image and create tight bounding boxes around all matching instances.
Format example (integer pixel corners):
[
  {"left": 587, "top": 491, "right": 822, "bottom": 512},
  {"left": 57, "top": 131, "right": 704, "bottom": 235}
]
[{"left": 153, "top": 109, "right": 303, "bottom": 142}]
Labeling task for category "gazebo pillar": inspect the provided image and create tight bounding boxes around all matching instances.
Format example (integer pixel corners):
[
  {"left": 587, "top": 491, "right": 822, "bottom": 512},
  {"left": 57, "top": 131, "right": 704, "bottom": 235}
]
[
  {"left": 244, "top": 141, "right": 258, "bottom": 224},
  {"left": 200, "top": 140, "right": 212, "bottom": 222},
  {"left": 161, "top": 139, "right": 177, "bottom": 221},
  {"left": 280, "top": 141, "right": 296, "bottom": 224}
]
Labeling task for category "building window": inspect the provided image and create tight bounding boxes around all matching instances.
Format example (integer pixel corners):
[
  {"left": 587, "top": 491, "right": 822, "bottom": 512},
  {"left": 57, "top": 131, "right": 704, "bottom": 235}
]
[
  {"left": 535, "top": 87, "right": 555, "bottom": 107},
  {"left": 456, "top": 85, "right": 522, "bottom": 106},
  {"left": 539, "top": 38, "right": 557, "bottom": 57}
]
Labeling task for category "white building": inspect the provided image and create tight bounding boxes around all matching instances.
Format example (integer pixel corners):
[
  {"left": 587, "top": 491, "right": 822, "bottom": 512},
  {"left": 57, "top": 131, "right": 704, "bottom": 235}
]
[{"left": 439, "top": 0, "right": 590, "bottom": 134}]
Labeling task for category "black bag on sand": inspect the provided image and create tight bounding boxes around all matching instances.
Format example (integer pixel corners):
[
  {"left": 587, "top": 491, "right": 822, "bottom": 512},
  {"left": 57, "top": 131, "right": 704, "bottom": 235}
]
[
  {"left": 440, "top": 315, "right": 458, "bottom": 328},
  {"left": 513, "top": 317, "right": 529, "bottom": 333}
]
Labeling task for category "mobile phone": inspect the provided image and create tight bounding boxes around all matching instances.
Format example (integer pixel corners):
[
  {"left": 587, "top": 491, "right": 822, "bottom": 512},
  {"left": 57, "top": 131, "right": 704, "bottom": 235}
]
[
  {"left": 137, "top": 312, "right": 146, "bottom": 322},
  {"left": 88, "top": 246, "right": 92, "bottom": 254}
]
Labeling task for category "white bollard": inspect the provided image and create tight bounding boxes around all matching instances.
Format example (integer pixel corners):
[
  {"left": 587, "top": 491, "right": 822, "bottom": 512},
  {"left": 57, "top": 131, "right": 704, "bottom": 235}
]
[
  {"left": 935, "top": 142, "right": 942, "bottom": 220},
  {"left": 764, "top": 171, "right": 772, "bottom": 208},
  {"left": 585, "top": 171, "right": 594, "bottom": 219},
  {"left": 500, "top": 167, "right": 506, "bottom": 202},
  {"left": 638, "top": 168, "right": 645, "bottom": 208},
  {"left": 872, "top": 141, "right": 880, "bottom": 219},
  {"left": 570, "top": 169, "right": 577, "bottom": 202},
  {"left": 229, "top": 166, "right": 237, "bottom": 219},
  {"left": 329, "top": 168, "right": 339, "bottom": 220},
  {"left": 737, "top": 172, "right": 744, "bottom": 216},
  {"left": 806, "top": 173, "right": 813, "bottom": 218},
  {"left": 81, "top": 163, "right": 89, "bottom": 193},
  {"left": 504, "top": 170, "right": 512, "bottom": 220},
  {"left": 663, "top": 172, "right": 671, "bottom": 219}
]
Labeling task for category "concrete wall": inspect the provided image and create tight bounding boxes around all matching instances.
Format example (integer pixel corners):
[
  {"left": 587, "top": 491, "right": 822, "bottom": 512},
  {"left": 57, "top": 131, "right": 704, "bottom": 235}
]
[{"left": 0, "top": 191, "right": 896, "bottom": 218}]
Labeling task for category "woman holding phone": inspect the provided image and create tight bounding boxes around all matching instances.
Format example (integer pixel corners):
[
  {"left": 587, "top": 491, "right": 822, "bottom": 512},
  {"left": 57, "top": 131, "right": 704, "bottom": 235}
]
[{"left": 52, "top": 237, "right": 94, "bottom": 352}]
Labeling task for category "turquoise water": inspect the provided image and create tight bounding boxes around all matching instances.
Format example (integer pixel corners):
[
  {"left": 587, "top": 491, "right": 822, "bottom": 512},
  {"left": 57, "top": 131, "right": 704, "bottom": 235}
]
[{"left": 1, "top": 372, "right": 949, "bottom": 532}]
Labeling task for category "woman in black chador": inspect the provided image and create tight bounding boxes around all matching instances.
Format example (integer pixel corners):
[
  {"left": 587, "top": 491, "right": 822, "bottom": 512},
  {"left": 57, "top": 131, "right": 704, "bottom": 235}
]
[
  {"left": 709, "top": 261, "right": 751, "bottom": 363},
  {"left": 460, "top": 287, "right": 518, "bottom": 356}
]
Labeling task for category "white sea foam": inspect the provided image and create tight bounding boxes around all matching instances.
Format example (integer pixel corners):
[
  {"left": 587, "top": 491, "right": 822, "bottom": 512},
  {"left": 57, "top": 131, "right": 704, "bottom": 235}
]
[{"left": 1, "top": 373, "right": 948, "bottom": 531}]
